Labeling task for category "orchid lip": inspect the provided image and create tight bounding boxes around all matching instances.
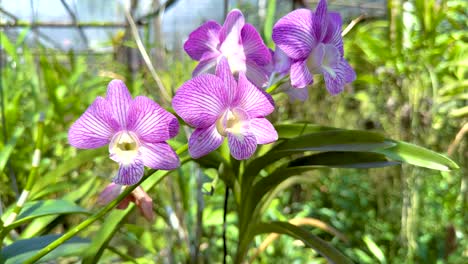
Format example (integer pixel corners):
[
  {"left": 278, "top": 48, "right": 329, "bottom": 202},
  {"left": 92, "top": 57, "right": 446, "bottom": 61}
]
[
  {"left": 109, "top": 131, "right": 140, "bottom": 166},
  {"left": 216, "top": 108, "right": 248, "bottom": 137},
  {"left": 306, "top": 43, "right": 340, "bottom": 77}
]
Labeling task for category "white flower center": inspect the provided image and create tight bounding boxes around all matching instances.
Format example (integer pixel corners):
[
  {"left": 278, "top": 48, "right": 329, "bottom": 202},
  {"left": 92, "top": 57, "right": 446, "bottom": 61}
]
[
  {"left": 306, "top": 43, "right": 340, "bottom": 78},
  {"left": 109, "top": 131, "right": 140, "bottom": 166},
  {"left": 216, "top": 108, "right": 248, "bottom": 137}
]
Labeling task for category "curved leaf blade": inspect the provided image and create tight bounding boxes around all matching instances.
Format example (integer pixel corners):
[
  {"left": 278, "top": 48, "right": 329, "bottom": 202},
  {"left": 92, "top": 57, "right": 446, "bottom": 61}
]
[
  {"left": 275, "top": 123, "right": 338, "bottom": 139},
  {"left": 246, "top": 130, "right": 394, "bottom": 178},
  {"left": 0, "top": 234, "right": 89, "bottom": 264},
  {"left": 274, "top": 130, "right": 393, "bottom": 152},
  {"left": 289, "top": 152, "right": 400, "bottom": 169},
  {"left": 254, "top": 222, "right": 353, "bottom": 264},
  {"left": 2, "top": 200, "right": 90, "bottom": 230},
  {"left": 374, "top": 140, "right": 459, "bottom": 171}
]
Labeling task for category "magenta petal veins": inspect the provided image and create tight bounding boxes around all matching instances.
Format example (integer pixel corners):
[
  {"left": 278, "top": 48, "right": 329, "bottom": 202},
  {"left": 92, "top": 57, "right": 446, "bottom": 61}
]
[
  {"left": 68, "top": 79, "right": 180, "bottom": 186},
  {"left": 272, "top": 0, "right": 356, "bottom": 95},
  {"left": 173, "top": 58, "right": 278, "bottom": 160},
  {"left": 184, "top": 9, "right": 271, "bottom": 87}
]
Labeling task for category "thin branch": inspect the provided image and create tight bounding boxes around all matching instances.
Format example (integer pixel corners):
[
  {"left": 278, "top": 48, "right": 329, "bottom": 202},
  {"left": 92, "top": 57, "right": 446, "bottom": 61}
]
[
  {"left": 447, "top": 122, "right": 468, "bottom": 156},
  {"left": 0, "top": 7, "right": 19, "bottom": 22},
  {"left": 342, "top": 14, "right": 365, "bottom": 37},
  {"left": 136, "top": 0, "right": 178, "bottom": 24},
  {"left": 124, "top": 8, "right": 171, "bottom": 104},
  {"left": 0, "top": 21, "right": 141, "bottom": 28},
  {"left": 60, "top": 0, "right": 89, "bottom": 47}
]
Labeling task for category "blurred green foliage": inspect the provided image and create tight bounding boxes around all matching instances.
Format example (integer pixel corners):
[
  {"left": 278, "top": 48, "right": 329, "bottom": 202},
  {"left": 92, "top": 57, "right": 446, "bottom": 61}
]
[{"left": 0, "top": 0, "right": 466, "bottom": 263}]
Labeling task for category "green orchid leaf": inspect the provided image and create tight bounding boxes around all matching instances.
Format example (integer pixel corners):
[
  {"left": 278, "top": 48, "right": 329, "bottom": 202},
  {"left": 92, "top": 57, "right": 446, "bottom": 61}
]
[
  {"left": 374, "top": 140, "right": 459, "bottom": 171},
  {"left": 275, "top": 123, "right": 339, "bottom": 139},
  {"left": 274, "top": 130, "right": 393, "bottom": 152},
  {"left": 0, "top": 234, "right": 89, "bottom": 264},
  {"left": 246, "top": 130, "right": 394, "bottom": 178},
  {"left": 21, "top": 179, "right": 97, "bottom": 239},
  {"left": 289, "top": 151, "right": 400, "bottom": 169},
  {"left": 32, "top": 148, "right": 105, "bottom": 193},
  {"left": 253, "top": 222, "right": 353, "bottom": 264},
  {"left": 2, "top": 200, "right": 90, "bottom": 230}
]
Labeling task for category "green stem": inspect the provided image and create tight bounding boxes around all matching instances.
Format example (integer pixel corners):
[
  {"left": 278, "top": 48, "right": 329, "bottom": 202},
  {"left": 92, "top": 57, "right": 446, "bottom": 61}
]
[
  {"left": 1, "top": 113, "right": 45, "bottom": 231},
  {"left": 266, "top": 74, "right": 289, "bottom": 94},
  {"left": 23, "top": 143, "right": 188, "bottom": 264}
]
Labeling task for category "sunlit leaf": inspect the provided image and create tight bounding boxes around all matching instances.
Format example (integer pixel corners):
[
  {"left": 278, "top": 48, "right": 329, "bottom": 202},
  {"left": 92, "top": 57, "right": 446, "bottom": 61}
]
[{"left": 363, "top": 235, "right": 386, "bottom": 264}]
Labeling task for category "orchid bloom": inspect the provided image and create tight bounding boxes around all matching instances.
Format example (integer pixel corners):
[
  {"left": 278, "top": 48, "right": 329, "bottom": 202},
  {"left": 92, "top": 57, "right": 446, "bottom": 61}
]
[
  {"left": 98, "top": 183, "right": 154, "bottom": 222},
  {"left": 184, "top": 9, "right": 272, "bottom": 87},
  {"left": 267, "top": 47, "right": 309, "bottom": 102},
  {"left": 68, "top": 80, "right": 180, "bottom": 185},
  {"left": 272, "top": 0, "right": 356, "bottom": 95},
  {"left": 172, "top": 58, "right": 278, "bottom": 160}
]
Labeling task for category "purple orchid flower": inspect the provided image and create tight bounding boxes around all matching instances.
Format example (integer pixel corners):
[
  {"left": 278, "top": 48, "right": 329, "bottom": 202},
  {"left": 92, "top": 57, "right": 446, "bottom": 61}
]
[
  {"left": 267, "top": 47, "right": 309, "bottom": 102},
  {"left": 272, "top": 0, "right": 356, "bottom": 95},
  {"left": 172, "top": 57, "right": 278, "bottom": 160},
  {"left": 68, "top": 80, "right": 180, "bottom": 185},
  {"left": 184, "top": 9, "right": 272, "bottom": 88}
]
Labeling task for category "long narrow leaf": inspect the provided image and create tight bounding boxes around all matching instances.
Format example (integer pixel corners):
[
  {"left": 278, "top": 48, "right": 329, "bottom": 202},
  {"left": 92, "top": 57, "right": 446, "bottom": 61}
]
[
  {"left": 245, "top": 130, "right": 393, "bottom": 178},
  {"left": 254, "top": 222, "right": 353, "bottom": 264},
  {"left": 2, "top": 200, "right": 90, "bottom": 230},
  {"left": 289, "top": 152, "right": 400, "bottom": 169},
  {"left": 374, "top": 140, "right": 459, "bottom": 171}
]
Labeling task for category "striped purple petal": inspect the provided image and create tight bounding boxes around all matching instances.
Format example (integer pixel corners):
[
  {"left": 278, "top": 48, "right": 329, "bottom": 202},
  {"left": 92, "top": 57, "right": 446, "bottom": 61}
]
[
  {"left": 113, "top": 159, "right": 145, "bottom": 185},
  {"left": 250, "top": 118, "right": 278, "bottom": 144},
  {"left": 140, "top": 142, "right": 180, "bottom": 170},
  {"left": 215, "top": 57, "right": 237, "bottom": 104},
  {"left": 290, "top": 60, "right": 313, "bottom": 88},
  {"left": 323, "top": 58, "right": 356, "bottom": 95},
  {"left": 236, "top": 72, "right": 274, "bottom": 117},
  {"left": 219, "top": 9, "right": 244, "bottom": 47},
  {"left": 241, "top": 23, "right": 272, "bottom": 66},
  {"left": 188, "top": 124, "right": 224, "bottom": 159},
  {"left": 273, "top": 47, "right": 291, "bottom": 75},
  {"left": 272, "top": 9, "right": 315, "bottom": 60},
  {"left": 184, "top": 20, "right": 222, "bottom": 61},
  {"left": 245, "top": 59, "right": 270, "bottom": 88},
  {"left": 227, "top": 131, "right": 257, "bottom": 160},
  {"left": 68, "top": 96, "right": 119, "bottom": 149},
  {"left": 127, "top": 96, "right": 179, "bottom": 143},
  {"left": 312, "top": 0, "right": 328, "bottom": 42},
  {"left": 106, "top": 80, "right": 132, "bottom": 128},
  {"left": 193, "top": 54, "right": 219, "bottom": 77},
  {"left": 173, "top": 74, "right": 227, "bottom": 128},
  {"left": 325, "top": 12, "right": 344, "bottom": 55}
]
